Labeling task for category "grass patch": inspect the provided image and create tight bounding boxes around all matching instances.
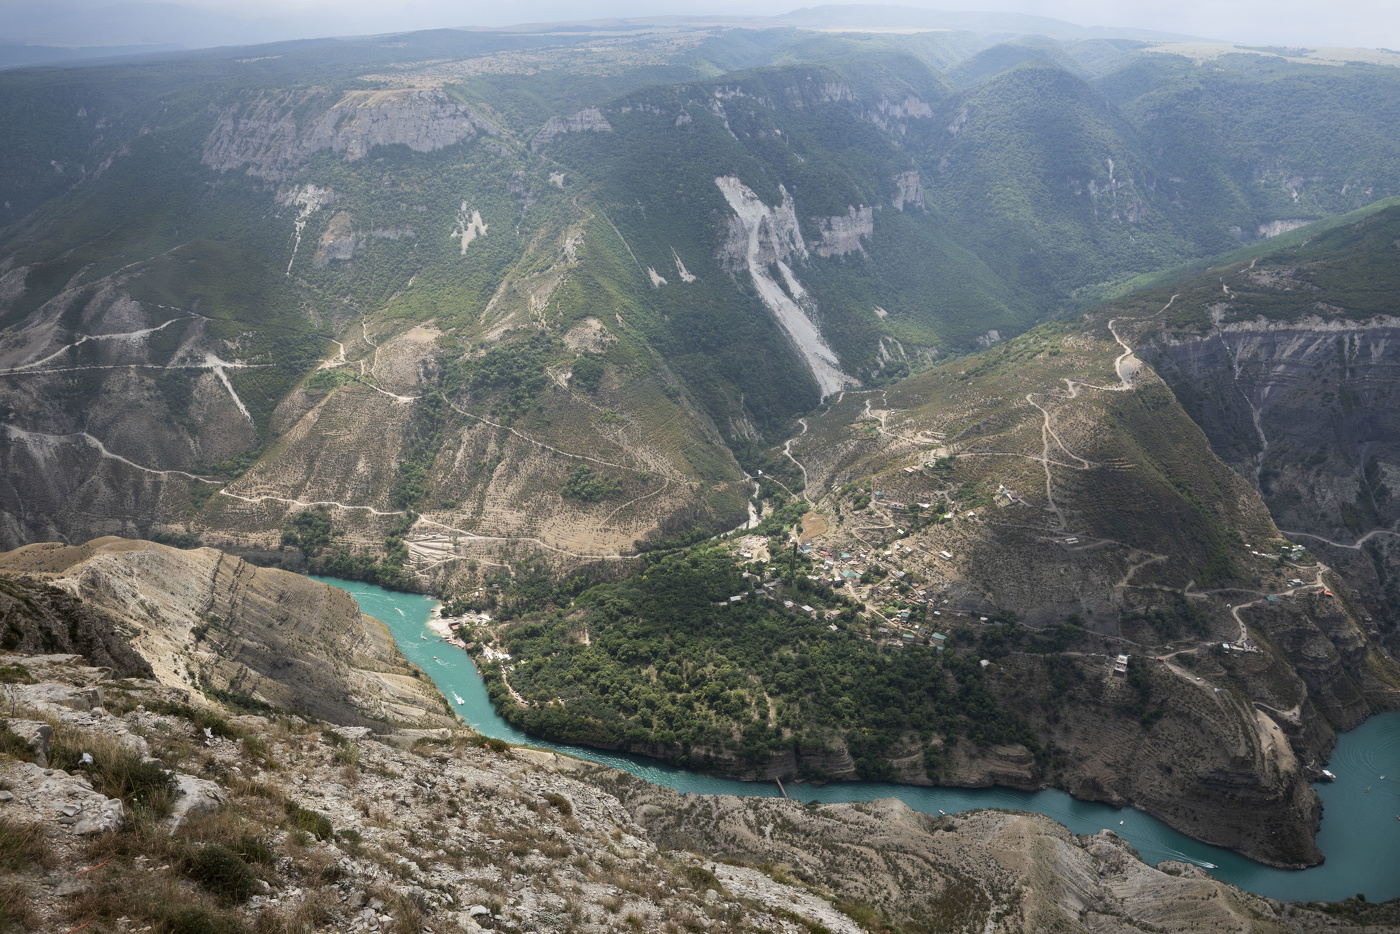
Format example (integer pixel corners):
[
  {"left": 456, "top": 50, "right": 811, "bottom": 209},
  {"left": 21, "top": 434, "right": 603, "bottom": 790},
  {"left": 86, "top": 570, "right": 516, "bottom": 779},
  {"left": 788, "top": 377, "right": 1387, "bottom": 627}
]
[
  {"left": 0, "top": 666, "right": 34, "bottom": 685},
  {"left": 0, "top": 817, "right": 53, "bottom": 873},
  {"left": 49, "top": 729, "right": 177, "bottom": 815}
]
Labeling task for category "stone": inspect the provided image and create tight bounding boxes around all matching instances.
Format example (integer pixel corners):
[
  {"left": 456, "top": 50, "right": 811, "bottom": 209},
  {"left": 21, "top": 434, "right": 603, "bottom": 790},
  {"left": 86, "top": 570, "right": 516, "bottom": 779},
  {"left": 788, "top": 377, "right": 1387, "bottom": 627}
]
[
  {"left": 467, "top": 905, "right": 490, "bottom": 918},
  {"left": 165, "top": 772, "right": 228, "bottom": 831},
  {"left": 3, "top": 719, "right": 52, "bottom": 766}
]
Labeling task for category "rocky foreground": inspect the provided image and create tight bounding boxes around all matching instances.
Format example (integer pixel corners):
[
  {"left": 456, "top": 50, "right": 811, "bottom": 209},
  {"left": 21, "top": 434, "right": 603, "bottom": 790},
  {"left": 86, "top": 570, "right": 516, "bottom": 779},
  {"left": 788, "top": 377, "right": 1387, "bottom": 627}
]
[{"left": 3, "top": 654, "right": 1397, "bottom": 934}]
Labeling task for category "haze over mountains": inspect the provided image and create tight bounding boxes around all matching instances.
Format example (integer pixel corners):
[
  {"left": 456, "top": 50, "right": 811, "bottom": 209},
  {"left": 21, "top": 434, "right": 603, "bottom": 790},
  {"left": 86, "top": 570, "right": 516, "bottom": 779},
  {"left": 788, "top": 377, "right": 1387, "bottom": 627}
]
[{"left": 2, "top": 7, "right": 1400, "bottom": 926}]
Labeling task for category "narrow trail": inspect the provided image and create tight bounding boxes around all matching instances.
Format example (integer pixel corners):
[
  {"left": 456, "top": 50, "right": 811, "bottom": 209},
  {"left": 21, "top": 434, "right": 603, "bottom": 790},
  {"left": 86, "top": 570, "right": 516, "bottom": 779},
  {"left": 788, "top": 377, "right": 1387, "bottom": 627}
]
[
  {"left": 206, "top": 354, "right": 254, "bottom": 423},
  {"left": 0, "top": 352, "right": 267, "bottom": 421},
  {"left": 413, "top": 517, "right": 630, "bottom": 562},
  {"left": 4, "top": 315, "right": 198, "bottom": 373},
  {"left": 216, "top": 489, "right": 406, "bottom": 516},
  {"left": 601, "top": 477, "right": 671, "bottom": 526},
  {"left": 1113, "top": 551, "right": 1169, "bottom": 603},
  {"left": 1027, "top": 393, "right": 1068, "bottom": 532},
  {"left": 318, "top": 340, "right": 346, "bottom": 370},
  {"left": 0, "top": 425, "right": 220, "bottom": 483},
  {"left": 441, "top": 396, "right": 656, "bottom": 477},
  {"left": 781, "top": 417, "right": 811, "bottom": 502},
  {"left": 1019, "top": 295, "right": 1180, "bottom": 538},
  {"left": 1228, "top": 566, "right": 1329, "bottom": 642},
  {"left": 1281, "top": 528, "right": 1400, "bottom": 551}
]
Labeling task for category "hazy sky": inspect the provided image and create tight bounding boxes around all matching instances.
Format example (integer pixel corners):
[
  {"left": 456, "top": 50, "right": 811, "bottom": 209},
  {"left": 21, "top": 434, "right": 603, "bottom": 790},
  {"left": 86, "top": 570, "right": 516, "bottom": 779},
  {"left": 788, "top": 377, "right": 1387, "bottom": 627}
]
[{"left": 5, "top": 0, "right": 1399, "bottom": 52}]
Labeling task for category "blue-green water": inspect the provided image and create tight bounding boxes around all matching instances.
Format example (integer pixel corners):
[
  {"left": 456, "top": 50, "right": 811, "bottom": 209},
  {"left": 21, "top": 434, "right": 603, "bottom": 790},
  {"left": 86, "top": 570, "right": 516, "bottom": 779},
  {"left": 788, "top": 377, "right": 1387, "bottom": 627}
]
[{"left": 314, "top": 576, "right": 1400, "bottom": 903}]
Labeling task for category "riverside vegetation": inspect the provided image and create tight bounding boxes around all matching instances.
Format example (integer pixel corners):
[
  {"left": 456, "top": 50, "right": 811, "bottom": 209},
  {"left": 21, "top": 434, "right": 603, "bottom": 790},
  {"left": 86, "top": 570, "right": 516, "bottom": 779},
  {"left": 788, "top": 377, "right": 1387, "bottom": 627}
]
[{"left": 2, "top": 600, "right": 1397, "bottom": 933}]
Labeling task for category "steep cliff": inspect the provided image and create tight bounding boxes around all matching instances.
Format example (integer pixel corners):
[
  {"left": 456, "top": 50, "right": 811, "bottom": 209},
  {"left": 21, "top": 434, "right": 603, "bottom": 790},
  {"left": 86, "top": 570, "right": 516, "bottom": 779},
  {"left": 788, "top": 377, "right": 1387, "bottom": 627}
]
[
  {"left": 0, "top": 538, "right": 451, "bottom": 730},
  {"left": 203, "top": 88, "right": 499, "bottom": 181}
]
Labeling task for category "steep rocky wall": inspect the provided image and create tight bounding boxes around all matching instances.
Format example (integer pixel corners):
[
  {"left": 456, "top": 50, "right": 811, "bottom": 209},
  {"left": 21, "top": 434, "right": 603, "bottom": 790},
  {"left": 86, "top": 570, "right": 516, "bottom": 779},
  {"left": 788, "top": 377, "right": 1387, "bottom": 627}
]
[
  {"left": 713, "top": 175, "right": 854, "bottom": 396},
  {"left": 1146, "top": 318, "right": 1400, "bottom": 632},
  {"left": 0, "top": 575, "right": 152, "bottom": 678},
  {"left": 0, "top": 538, "right": 451, "bottom": 730},
  {"left": 203, "top": 88, "right": 498, "bottom": 180}
]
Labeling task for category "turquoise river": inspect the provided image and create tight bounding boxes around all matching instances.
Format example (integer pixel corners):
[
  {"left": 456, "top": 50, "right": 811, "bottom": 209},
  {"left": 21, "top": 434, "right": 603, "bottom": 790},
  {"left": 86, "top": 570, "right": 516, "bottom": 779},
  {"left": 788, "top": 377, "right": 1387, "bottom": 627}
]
[{"left": 313, "top": 576, "right": 1400, "bottom": 903}]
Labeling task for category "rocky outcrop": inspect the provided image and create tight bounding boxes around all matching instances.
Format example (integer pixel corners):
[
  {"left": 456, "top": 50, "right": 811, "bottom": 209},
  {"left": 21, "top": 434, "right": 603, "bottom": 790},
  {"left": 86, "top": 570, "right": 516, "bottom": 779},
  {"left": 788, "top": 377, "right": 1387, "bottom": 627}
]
[
  {"left": 0, "top": 538, "right": 452, "bottom": 731},
  {"left": 891, "top": 170, "right": 925, "bottom": 211},
  {"left": 2, "top": 760, "right": 125, "bottom": 834},
  {"left": 591, "top": 769, "right": 1344, "bottom": 932},
  {"left": 0, "top": 576, "right": 153, "bottom": 678},
  {"left": 713, "top": 175, "right": 854, "bottom": 397},
  {"left": 203, "top": 88, "right": 498, "bottom": 181},
  {"left": 812, "top": 205, "right": 874, "bottom": 257},
  {"left": 529, "top": 107, "right": 612, "bottom": 151},
  {"left": 714, "top": 176, "right": 806, "bottom": 273},
  {"left": 312, "top": 211, "right": 358, "bottom": 266}
]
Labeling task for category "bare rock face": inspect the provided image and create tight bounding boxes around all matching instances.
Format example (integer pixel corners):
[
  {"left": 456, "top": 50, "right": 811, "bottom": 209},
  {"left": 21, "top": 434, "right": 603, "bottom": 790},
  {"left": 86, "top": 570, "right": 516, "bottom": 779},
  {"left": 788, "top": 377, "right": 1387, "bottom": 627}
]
[
  {"left": 891, "top": 170, "right": 925, "bottom": 211},
  {"left": 529, "top": 107, "right": 612, "bottom": 151},
  {"left": 0, "top": 656, "right": 1384, "bottom": 933},
  {"left": 587, "top": 770, "right": 1308, "bottom": 933},
  {"left": 313, "top": 211, "right": 359, "bottom": 266},
  {"left": 714, "top": 176, "right": 806, "bottom": 273},
  {"left": 713, "top": 176, "right": 853, "bottom": 396},
  {"left": 3, "top": 760, "right": 125, "bottom": 834},
  {"left": 0, "top": 577, "right": 154, "bottom": 678},
  {"left": 3, "top": 719, "right": 52, "bottom": 765},
  {"left": 812, "top": 205, "right": 874, "bottom": 257},
  {"left": 0, "top": 538, "right": 452, "bottom": 731},
  {"left": 203, "top": 88, "right": 499, "bottom": 181}
]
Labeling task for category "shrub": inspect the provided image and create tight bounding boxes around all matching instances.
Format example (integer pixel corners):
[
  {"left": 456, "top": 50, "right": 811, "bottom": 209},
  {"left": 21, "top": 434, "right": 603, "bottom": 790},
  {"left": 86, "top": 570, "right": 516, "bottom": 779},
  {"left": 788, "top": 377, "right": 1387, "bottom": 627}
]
[
  {"left": 188, "top": 845, "right": 258, "bottom": 904},
  {"left": 228, "top": 835, "right": 274, "bottom": 866},
  {"left": 164, "top": 905, "right": 250, "bottom": 934},
  {"left": 562, "top": 465, "right": 623, "bottom": 502},
  {"left": 0, "top": 882, "right": 37, "bottom": 931},
  {"left": 0, "top": 729, "right": 32, "bottom": 762},
  {"left": 0, "top": 666, "right": 34, "bottom": 685},
  {"left": 284, "top": 802, "right": 333, "bottom": 841},
  {"left": 541, "top": 792, "right": 573, "bottom": 816}
]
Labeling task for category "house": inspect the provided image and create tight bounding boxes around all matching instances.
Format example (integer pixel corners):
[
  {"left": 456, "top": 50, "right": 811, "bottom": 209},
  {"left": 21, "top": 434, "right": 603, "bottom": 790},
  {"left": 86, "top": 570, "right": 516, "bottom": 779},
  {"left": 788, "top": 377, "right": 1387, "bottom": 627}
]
[
  {"left": 729, "top": 595, "right": 744, "bottom": 603},
  {"left": 783, "top": 600, "right": 795, "bottom": 609},
  {"left": 801, "top": 605, "right": 816, "bottom": 615},
  {"left": 939, "top": 550, "right": 953, "bottom": 560}
]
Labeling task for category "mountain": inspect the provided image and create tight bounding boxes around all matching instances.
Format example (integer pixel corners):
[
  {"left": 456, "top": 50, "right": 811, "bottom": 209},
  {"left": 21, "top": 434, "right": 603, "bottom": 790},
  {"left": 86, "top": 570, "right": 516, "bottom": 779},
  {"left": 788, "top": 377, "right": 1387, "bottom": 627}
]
[
  {"left": 1124, "top": 202, "right": 1400, "bottom": 630},
  {"left": 2, "top": 27, "right": 1400, "bottom": 587},
  {"left": 3, "top": 18, "right": 1400, "bottom": 880},
  {"left": 479, "top": 219, "right": 1400, "bottom": 865}
]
